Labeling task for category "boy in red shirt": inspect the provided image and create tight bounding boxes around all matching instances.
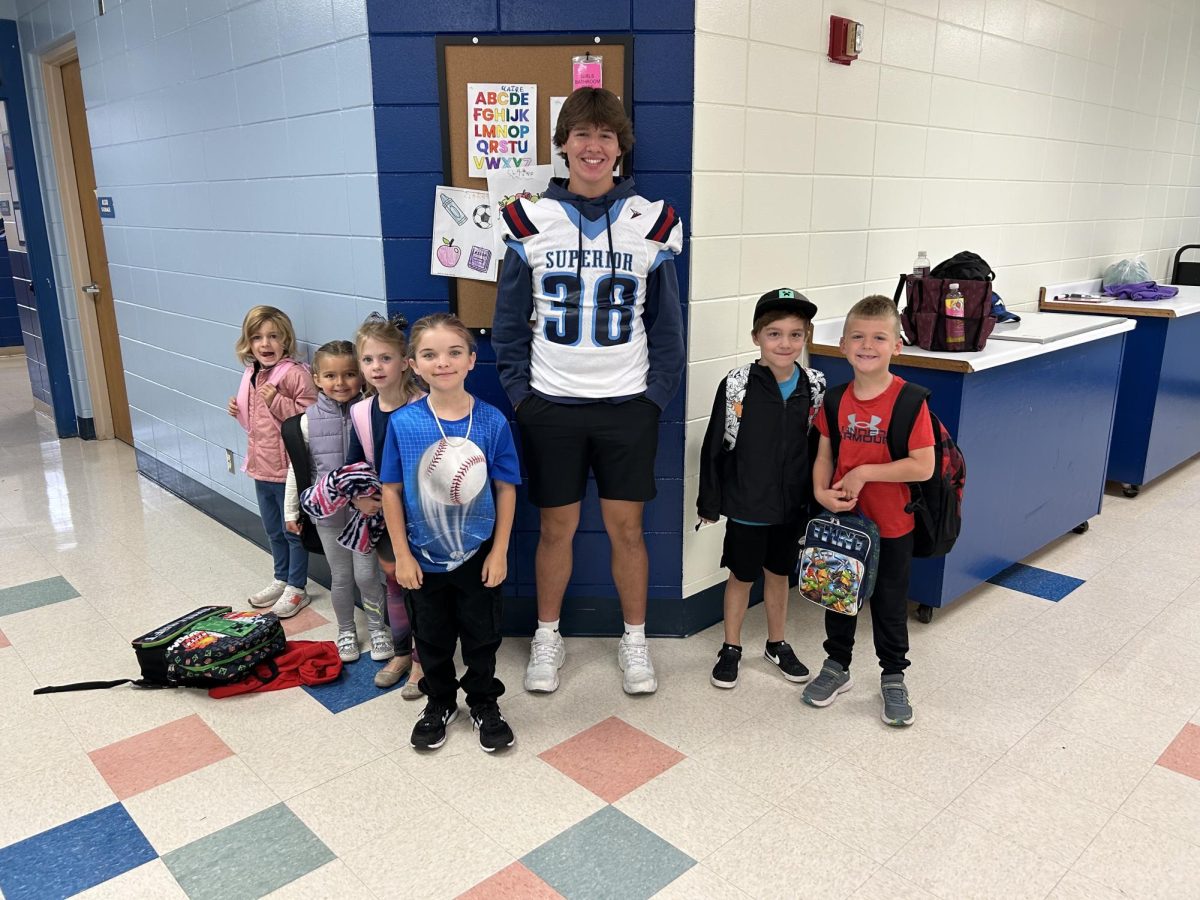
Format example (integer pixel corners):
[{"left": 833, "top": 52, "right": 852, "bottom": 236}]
[{"left": 806, "top": 295, "right": 935, "bottom": 726}]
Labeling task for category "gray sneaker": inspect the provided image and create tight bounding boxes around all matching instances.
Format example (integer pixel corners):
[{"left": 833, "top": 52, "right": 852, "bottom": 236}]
[
  {"left": 801, "top": 660, "right": 852, "bottom": 707},
  {"left": 881, "top": 674, "right": 914, "bottom": 726}
]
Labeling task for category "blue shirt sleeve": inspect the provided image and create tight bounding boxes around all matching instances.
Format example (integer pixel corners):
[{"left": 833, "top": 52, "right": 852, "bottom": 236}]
[
  {"left": 346, "top": 425, "right": 365, "bottom": 466},
  {"left": 379, "top": 414, "right": 403, "bottom": 484},
  {"left": 487, "top": 411, "right": 522, "bottom": 486}
]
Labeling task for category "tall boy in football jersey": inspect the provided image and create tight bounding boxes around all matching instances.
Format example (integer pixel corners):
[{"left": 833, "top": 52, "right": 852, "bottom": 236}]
[
  {"left": 806, "top": 295, "right": 935, "bottom": 726},
  {"left": 493, "top": 88, "right": 685, "bottom": 696}
]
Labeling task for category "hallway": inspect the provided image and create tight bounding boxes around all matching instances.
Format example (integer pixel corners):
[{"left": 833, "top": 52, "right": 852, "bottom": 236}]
[{"left": 2, "top": 354, "right": 1200, "bottom": 899}]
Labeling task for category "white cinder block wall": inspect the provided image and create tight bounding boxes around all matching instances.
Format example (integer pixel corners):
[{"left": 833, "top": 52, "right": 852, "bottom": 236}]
[
  {"left": 683, "top": 0, "right": 1200, "bottom": 596},
  {"left": 14, "top": 0, "right": 383, "bottom": 513}
]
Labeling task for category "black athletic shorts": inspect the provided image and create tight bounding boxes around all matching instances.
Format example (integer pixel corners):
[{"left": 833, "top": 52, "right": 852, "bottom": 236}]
[
  {"left": 721, "top": 519, "right": 805, "bottom": 584},
  {"left": 515, "top": 394, "right": 660, "bottom": 507}
]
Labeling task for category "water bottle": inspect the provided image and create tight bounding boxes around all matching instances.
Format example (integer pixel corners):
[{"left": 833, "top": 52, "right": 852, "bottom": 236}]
[
  {"left": 945, "top": 283, "right": 965, "bottom": 347},
  {"left": 913, "top": 250, "right": 930, "bottom": 277}
]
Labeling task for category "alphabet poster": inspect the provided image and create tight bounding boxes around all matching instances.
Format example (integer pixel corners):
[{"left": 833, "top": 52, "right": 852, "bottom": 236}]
[
  {"left": 467, "top": 83, "right": 537, "bottom": 175},
  {"left": 430, "top": 185, "right": 498, "bottom": 282}
]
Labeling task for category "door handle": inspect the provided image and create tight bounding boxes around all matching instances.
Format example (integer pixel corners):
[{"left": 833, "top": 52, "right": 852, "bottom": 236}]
[{"left": 82, "top": 283, "right": 101, "bottom": 295}]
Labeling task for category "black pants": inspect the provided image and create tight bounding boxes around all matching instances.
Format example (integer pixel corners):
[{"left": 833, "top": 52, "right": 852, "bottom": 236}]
[
  {"left": 405, "top": 541, "right": 504, "bottom": 708},
  {"left": 823, "top": 533, "right": 912, "bottom": 676}
]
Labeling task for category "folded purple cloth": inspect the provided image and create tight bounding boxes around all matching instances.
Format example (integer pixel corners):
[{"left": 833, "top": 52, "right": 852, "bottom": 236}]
[{"left": 1103, "top": 281, "right": 1180, "bottom": 301}]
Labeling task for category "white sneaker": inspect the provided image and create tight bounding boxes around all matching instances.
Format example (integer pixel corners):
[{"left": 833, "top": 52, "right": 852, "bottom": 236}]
[
  {"left": 369, "top": 628, "right": 395, "bottom": 661},
  {"left": 336, "top": 629, "right": 360, "bottom": 662},
  {"left": 524, "top": 628, "right": 565, "bottom": 693},
  {"left": 271, "top": 586, "right": 309, "bottom": 618},
  {"left": 618, "top": 632, "right": 658, "bottom": 695},
  {"left": 248, "top": 579, "right": 286, "bottom": 608}
]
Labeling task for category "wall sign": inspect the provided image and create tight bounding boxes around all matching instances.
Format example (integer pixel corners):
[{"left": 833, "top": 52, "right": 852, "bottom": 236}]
[
  {"left": 467, "top": 82, "right": 537, "bottom": 175},
  {"left": 97, "top": 195, "right": 115, "bottom": 218}
]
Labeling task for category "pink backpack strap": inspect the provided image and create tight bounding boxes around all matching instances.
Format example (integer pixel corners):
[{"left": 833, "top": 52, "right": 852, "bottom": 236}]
[
  {"left": 236, "top": 359, "right": 299, "bottom": 433},
  {"left": 350, "top": 397, "right": 375, "bottom": 467}
]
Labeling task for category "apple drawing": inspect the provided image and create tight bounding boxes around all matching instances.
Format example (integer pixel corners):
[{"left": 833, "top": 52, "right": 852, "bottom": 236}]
[{"left": 437, "top": 237, "right": 461, "bottom": 268}]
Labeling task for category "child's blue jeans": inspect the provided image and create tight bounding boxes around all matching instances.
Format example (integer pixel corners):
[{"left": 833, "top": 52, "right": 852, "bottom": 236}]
[{"left": 254, "top": 479, "right": 308, "bottom": 588}]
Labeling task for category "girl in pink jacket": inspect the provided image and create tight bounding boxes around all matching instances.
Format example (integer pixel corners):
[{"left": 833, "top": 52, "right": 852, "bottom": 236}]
[{"left": 227, "top": 305, "right": 317, "bottom": 615}]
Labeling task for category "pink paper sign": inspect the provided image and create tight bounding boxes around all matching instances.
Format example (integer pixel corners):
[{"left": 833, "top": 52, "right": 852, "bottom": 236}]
[{"left": 572, "top": 58, "right": 602, "bottom": 90}]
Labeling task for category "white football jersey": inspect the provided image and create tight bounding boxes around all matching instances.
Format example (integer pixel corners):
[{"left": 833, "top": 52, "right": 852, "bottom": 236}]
[{"left": 500, "top": 194, "right": 683, "bottom": 400}]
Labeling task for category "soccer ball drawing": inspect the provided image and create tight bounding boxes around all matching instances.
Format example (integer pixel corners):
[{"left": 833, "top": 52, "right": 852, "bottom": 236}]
[{"left": 472, "top": 203, "right": 494, "bottom": 229}]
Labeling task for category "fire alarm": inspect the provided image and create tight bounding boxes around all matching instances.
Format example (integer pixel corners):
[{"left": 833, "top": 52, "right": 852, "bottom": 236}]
[{"left": 828, "top": 15, "right": 863, "bottom": 65}]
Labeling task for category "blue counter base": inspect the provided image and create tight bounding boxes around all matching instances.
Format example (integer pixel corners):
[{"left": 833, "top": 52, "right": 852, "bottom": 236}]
[
  {"left": 813, "top": 332, "right": 1125, "bottom": 609},
  {"left": 1108, "top": 313, "right": 1200, "bottom": 487}
]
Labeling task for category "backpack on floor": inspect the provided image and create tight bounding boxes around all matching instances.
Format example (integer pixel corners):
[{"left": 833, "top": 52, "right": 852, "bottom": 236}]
[
  {"left": 824, "top": 382, "right": 965, "bottom": 559},
  {"left": 797, "top": 512, "right": 881, "bottom": 616},
  {"left": 33, "top": 606, "right": 287, "bottom": 693}
]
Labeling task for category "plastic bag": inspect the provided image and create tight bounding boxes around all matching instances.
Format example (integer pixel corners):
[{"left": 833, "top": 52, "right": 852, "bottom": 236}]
[{"left": 1102, "top": 257, "right": 1151, "bottom": 288}]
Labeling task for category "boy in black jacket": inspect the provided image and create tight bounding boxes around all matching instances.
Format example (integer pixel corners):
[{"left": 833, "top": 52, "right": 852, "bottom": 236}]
[{"left": 697, "top": 289, "right": 825, "bottom": 690}]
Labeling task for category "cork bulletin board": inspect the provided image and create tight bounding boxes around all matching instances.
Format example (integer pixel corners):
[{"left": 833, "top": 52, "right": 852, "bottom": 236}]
[{"left": 435, "top": 35, "right": 632, "bottom": 330}]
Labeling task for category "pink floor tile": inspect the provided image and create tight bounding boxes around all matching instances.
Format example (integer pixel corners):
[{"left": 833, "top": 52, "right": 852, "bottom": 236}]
[
  {"left": 281, "top": 606, "right": 329, "bottom": 636},
  {"left": 457, "top": 862, "right": 563, "bottom": 899},
  {"left": 538, "top": 716, "right": 685, "bottom": 803},
  {"left": 0, "top": 629, "right": 10, "bottom": 649},
  {"left": 88, "top": 713, "right": 233, "bottom": 800},
  {"left": 1157, "top": 723, "right": 1200, "bottom": 781}
]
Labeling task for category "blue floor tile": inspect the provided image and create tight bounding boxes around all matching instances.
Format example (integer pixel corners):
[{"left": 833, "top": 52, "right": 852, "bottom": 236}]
[
  {"left": 162, "top": 804, "right": 333, "bottom": 900},
  {"left": 987, "top": 562, "right": 1084, "bottom": 602},
  {"left": 0, "top": 576, "right": 80, "bottom": 617},
  {"left": 522, "top": 806, "right": 694, "bottom": 900},
  {"left": 0, "top": 803, "right": 157, "bottom": 900},
  {"left": 302, "top": 655, "right": 405, "bottom": 713}
]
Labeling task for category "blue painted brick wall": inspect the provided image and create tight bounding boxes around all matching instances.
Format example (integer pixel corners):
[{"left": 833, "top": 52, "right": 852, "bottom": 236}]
[{"left": 367, "top": 0, "right": 694, "bottom": 609}]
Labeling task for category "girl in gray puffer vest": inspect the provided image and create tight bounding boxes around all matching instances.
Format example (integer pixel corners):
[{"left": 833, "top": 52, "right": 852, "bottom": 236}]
[{"left": 284, "top": 341, "right": 393, "bottom": 664}]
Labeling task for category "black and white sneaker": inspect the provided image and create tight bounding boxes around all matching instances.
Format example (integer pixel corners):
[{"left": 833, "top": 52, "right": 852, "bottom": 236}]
[
  {"left": 764, "top": 641, "right": 810, "bottom": 684},
  {"left": 410, "top": 701, "right": 458, "bottom": 750},
  {"left": 471, "top": 701, "right": 514, "bottom": 752},
  {"left": 710, "top": 643, "right": 741, "bottom": 689}
]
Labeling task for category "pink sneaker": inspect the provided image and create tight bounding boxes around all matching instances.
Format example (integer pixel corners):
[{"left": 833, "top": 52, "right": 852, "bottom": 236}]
[{"left": 270, "top": 586, "right": 310, "bottom": 618}]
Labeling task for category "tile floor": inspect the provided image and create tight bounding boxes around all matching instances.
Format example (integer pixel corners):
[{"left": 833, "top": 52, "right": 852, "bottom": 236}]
[{"left": 1, "top": 353, "right": 1199, "bottom": 899}]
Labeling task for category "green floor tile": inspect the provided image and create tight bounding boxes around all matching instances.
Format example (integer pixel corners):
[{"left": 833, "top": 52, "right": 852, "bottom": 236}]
[
  {"left": 162, "top": 804, "right": 334, "bottom": 900},
  {"left": 0, "top": 576, "right": 80, "bottom": 617}
]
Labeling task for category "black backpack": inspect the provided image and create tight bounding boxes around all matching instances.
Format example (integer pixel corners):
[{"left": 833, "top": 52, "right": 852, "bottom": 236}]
[
  {"left": 824, "top": 382, "right": 964, "bottom": 558},
  {"left": 281, "top": 414, "right": 326, "bottom": 555},
  {"left": 34, "top": 606, "right": 288, "bottom": 693},
  {"left": 929, "top": 250, "right": 994, "bottom": 282}
]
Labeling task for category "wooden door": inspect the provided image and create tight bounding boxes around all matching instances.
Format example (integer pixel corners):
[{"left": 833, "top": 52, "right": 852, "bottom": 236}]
[{"left": 61, "top": 58, "right": 130, "bottom": 443}]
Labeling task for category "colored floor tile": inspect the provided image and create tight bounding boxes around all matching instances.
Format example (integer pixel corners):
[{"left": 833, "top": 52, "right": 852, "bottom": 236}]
[
  {"left": 1157, "top": 723, "right": 1200, "bottom": 781},
  {"left": 88, "top": 713, "right": 233, "bottom": 800},
  {"left": 457, "top": 862, "right": 563, "bottom": 899},
  {"left": 0, "top": 803, "right": 157, "bottom": 900},
  {"left": 303, "top": 653, "right": 403, "bottom": 713},
  {"left": 538, "top": 716, "right": 684, "bottom": 803},
  {"left": 0, "top": 576, "right": 80, "bottom": 617},
  {"left": 0, "top": 628, "right": 9, "bottom": 648},
  {"left": 280, "top": 606, "right": 329, "bottom": 637},
  {"left": 987, "top": 562, "right": 1084, "bottom": 601},
  {"left": 521, "top": 806, "right": 694, "bottom": 900},
  {"left": 162, "top": 804, "right": 334, "bottom": 900}
]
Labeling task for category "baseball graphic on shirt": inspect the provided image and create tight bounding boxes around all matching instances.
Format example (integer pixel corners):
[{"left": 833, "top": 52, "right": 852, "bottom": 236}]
[{"left": 419, "top": 437, "right": 488, "bottom": 506}]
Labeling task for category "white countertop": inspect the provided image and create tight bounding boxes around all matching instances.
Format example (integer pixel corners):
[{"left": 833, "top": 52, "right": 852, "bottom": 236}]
[
  {"left": 810, "top": 313, "right": 1135, "bottom": 374},
  {"left": 1040, "top": 279, "right": 1200, "bottom": 318}
]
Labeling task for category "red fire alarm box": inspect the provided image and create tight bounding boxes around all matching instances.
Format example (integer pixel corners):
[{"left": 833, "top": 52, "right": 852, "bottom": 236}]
[{"left": 828, "top": 15, "right": 863, "bottom": 65}]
